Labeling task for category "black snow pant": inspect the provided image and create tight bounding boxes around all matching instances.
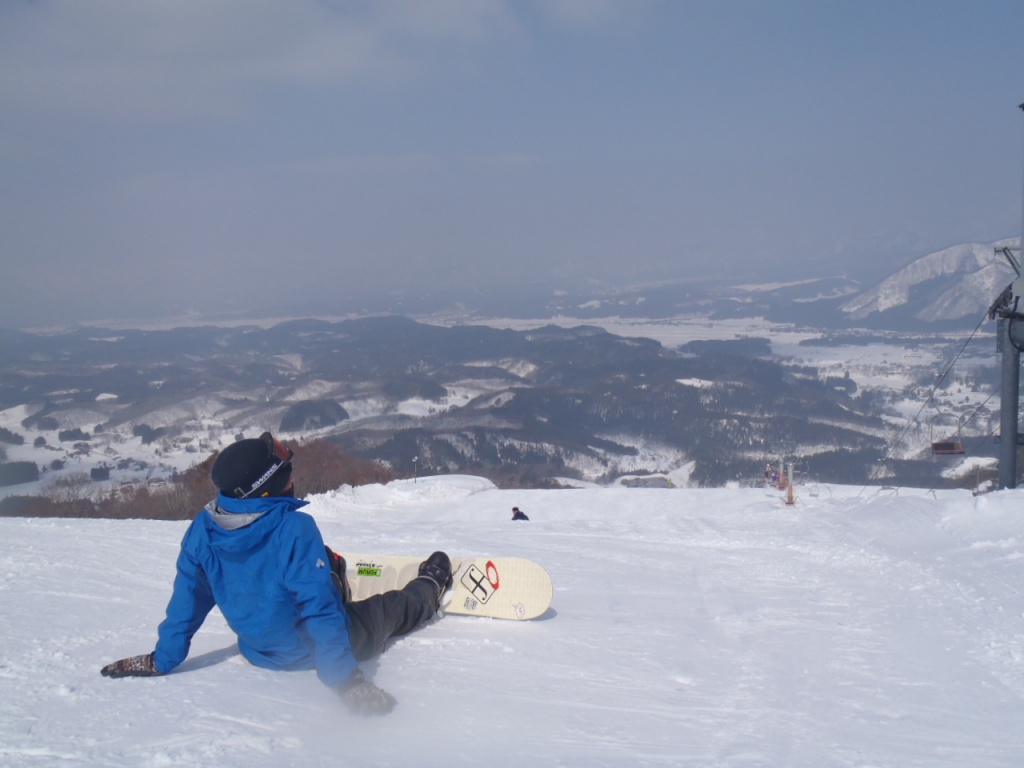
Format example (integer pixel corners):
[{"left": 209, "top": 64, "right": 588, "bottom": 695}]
[{"left": 344, "top": 577, "right": 440, "bottom": 662}]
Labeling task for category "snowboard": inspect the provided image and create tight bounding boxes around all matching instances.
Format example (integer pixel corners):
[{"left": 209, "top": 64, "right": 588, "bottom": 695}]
[{"left": 338, "top": 552, "right": 553, "bottom": 620}]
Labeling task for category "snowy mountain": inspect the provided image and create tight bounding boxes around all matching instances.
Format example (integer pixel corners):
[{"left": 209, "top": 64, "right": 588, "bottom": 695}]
[
  {"left": 3, "top": 475, "right": 1024, "bottom": 766},
  {"left": 841, "top": 238, "right": 1020, "bottom": 323},
  {"left": 3, "top": 236, "right": 1021, "bottom": 497},
  {"left": 446, "top": 237, "right": 1022, "bottom": 330}
]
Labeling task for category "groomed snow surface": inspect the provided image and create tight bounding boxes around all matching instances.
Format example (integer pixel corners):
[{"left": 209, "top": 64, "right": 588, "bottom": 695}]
[{"left": 2, "top": 476, "right": 1024, "bottom": 767}]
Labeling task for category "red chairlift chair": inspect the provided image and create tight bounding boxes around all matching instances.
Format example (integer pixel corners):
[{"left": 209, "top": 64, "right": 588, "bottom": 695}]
[
  {"left": 930, "top": 440, "right": 964, "bottom": 455},
  {"left": 929, "top": 412, "right": 964, "bottom": 455}
]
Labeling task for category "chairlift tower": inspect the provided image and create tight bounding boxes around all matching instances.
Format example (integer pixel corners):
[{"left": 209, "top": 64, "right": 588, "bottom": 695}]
[
  {"left": 986, "top": 102, "right": 1024, "bottom": 488},
  {"left": 991, "top": 294, "right": 1024, "bottom": 488}
]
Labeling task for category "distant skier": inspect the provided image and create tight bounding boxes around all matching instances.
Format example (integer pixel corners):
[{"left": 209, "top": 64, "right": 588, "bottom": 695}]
[
  {"left": 512, "top": 506, "right": 529, "bottom": 521},
  {"left": 99, "top": 432, "right": 453, "bottom": 716}
]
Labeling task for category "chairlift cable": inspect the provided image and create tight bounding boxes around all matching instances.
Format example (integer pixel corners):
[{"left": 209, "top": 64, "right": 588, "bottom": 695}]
[
  {"left": 861, "top": 309, "right": 991, "bottom": 493},
  {"left": 923, "top": 383, "right": 1014, "bottom": 494}
]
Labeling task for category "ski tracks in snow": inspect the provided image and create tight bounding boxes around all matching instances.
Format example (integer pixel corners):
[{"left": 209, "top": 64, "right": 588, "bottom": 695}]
[{"left": 3, "top": 483, "right": 1024, "bottom": 766}]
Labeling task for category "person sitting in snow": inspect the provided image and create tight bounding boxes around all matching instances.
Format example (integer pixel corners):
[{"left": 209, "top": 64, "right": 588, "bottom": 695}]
[
  {"left": 511, "top": 506, "right": 529, "bottom": 521},
  {"left": 99, "top": 431, "right": 452, "bottom": 716}
]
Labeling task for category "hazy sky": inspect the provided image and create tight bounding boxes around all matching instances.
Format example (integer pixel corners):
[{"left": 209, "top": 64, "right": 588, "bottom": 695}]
[{"left": 2, "top": 1, "right": 1023, "bottom": 329}]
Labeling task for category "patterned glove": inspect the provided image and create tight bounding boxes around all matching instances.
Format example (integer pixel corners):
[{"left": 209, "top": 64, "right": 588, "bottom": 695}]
[
  {"left": 338, "top": 668, "right": 397, "bottom": 716},
  {"left": 100, "top": 653, "right": 160, "bottom": 678}
]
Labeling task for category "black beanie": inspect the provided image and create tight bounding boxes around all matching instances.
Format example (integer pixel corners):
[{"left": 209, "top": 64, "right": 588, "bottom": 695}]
[{"left": 211, "top": 433, "right": 293, "bottom": 499}]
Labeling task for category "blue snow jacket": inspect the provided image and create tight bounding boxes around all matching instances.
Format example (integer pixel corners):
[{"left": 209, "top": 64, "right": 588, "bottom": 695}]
[{"left": 152, "top": 494, "right": 357, "bottom": 688}]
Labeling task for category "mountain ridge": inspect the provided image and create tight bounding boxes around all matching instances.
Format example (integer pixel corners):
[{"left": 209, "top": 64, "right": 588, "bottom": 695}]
[
  {"left": 1, "top": 236, "right": 1019, "bottom": 495},
  {"left": 841, "top": 238, "right": 1020, "bottom": 323}
]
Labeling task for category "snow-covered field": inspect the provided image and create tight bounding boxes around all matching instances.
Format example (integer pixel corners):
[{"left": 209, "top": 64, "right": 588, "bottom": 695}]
[{"left": 2, "top": 475, "right": 1023, "bottom": 767}]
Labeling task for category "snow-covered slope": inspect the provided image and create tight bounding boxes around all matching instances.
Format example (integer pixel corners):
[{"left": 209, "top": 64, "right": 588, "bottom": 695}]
[
  {"left": 842, "top": 238, "right": 1020, "bottom": 322},
  {"left": 2, "top": 476, "right": 1024, "bottom": 767}
]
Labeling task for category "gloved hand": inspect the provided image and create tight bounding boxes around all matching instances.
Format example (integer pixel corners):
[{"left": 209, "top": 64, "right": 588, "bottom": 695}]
[
  {"left": 337, "top": 668, "right": 397, "bottom": 716},
  {"left": 100, "top": 652, "right": 160, "bottom": 678}
]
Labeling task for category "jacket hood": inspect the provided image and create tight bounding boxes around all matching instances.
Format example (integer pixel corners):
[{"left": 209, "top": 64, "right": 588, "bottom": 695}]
[{"left": 200, "top": 494, "right": 310, "bottom": 555}]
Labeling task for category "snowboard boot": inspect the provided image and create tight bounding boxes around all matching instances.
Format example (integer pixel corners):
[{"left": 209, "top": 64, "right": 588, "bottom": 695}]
[
  {"left": 325, "top": 546, "right": 351, "bottom": 604},
  {"left": 417, "top": 551, "right": 453, "bottom": 603}
]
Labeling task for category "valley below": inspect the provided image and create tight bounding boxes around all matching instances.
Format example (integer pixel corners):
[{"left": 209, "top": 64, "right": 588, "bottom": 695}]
[{"left": 0, "top": 293, "right": 1005, "bottom": 508}]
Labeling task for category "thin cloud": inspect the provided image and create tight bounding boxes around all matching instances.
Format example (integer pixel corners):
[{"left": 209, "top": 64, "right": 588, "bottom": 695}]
[{"left": 0, "top": 1, "right": 528, "bottom": 122}]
